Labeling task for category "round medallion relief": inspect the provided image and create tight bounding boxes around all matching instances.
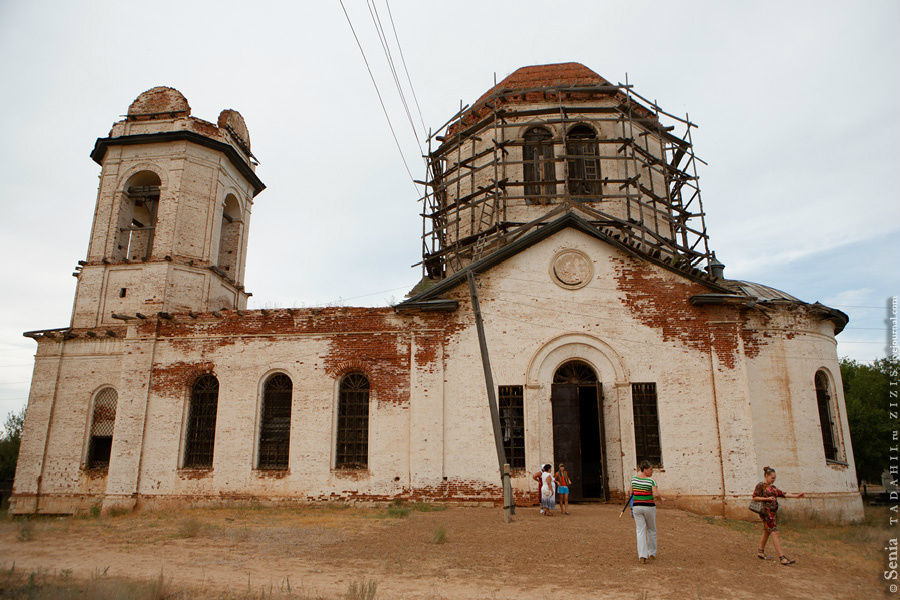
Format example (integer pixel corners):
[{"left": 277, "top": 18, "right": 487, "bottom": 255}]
[{"left": 550, "top": 249, "right": 593, "bottom": 289}]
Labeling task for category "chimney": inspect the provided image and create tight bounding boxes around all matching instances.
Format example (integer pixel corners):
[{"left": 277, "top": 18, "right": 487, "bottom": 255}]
[{"left": 707, "top": 252, "right": 725, "bottom": 279}]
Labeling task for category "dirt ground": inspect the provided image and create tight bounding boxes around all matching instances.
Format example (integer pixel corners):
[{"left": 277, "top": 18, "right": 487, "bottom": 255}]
[{"left": 0, "top": 502, "right": 888, "bottom": 599}]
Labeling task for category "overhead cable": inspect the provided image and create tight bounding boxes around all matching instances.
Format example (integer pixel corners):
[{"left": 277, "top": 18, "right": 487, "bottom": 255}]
[
  {"left": 384, "top": 0, "right": 428, "bottom": 137},
  {"left": 338, "top": 0, "right": 420, "bottom": 195},
  {"left": 366, "top": 0, "right": 425, "bottom": 154}
]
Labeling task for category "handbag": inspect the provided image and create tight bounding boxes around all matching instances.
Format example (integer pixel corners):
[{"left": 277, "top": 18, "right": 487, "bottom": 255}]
[{"left": 748, "top": 499, "right": 764, "bottom": 514}]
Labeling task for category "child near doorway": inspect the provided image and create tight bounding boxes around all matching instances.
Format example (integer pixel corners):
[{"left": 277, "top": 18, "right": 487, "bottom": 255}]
[{"left": 556, "top": 463, "right": 572, "bottom": 514}]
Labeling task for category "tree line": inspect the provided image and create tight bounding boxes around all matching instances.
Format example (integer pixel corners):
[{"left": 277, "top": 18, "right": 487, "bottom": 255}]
[{"left": 841, "top": 356, "right": 897, "bottom": 485}]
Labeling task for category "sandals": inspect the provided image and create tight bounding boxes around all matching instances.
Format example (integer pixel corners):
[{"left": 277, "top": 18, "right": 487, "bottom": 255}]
[
  {"left": 779, "top": 555, "right": 796, "bottom": 566},
  {"left": 757, "top": 549, "right": 769, "bottom": 560}
]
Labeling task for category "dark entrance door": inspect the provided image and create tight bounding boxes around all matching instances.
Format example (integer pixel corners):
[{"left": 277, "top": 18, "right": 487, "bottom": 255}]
[{"left": 551, "top": 361, "right": 607, "bottom": 501}]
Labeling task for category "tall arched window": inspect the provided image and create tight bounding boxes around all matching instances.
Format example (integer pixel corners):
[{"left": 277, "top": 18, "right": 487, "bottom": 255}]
[
  {"left": 335, "top": 373, "right": 370, "bottom": 469},
  {"left": 566, "top": 125, "right": 602, "bottom": 197},
  {"left": 523, "top": 126, "right": 556, "bottom": 202},
  {"left": 184, "top": 374, "right": 219, "bottom": 469},
  {"left": 257, "top": 373, "right": 292, "bottom": 470},
  {"left": 217, "top": 194, "right": 241, "bottom": 277},
  {"left": 815, "top": 370, "right": 840, "bottom": 462},
  {"left": 86, "top": 387, "right": 118, "bottom": 470},
  {"left": 115, "top": 171, "right": 161, "bottom": 261}
]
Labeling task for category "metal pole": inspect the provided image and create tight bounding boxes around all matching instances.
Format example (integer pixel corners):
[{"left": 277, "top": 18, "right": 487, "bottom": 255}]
[{"left": 467, "top": 270, "right": 513, "bottom": 522}]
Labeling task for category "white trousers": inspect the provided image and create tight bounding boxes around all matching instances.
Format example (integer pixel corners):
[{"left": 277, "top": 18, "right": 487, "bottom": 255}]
[{"left": 633, "top": 505, "right": 657, "bottom": 559}]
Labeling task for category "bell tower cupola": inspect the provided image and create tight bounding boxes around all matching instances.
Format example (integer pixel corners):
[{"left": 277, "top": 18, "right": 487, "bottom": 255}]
[{"left": 71, "top": 86, "right": 265, "bottom": 328}]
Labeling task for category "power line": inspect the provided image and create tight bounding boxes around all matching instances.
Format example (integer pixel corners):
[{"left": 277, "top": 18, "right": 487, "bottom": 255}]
[
  {"left": 366, "top": 0, "right": 424, "bottom": 154},
  {"left": 321, "top": 281, "right": 417, "bottom": 305},
  {"left": 829, "top": 305, "right": 892, "bottom": 309},
  {"left": 384, "top": 0, "right": 427, "bottom": 137},
  {"left": 338, "top": 0, "right": 420, "bottom": 195}
]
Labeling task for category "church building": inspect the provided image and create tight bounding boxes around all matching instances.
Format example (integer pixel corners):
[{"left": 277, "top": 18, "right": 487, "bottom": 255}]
[{"left": 10, "top": 63, "right": 863, "bottom": 522}]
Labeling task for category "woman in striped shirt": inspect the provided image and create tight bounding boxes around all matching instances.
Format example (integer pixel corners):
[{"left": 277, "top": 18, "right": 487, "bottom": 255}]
[{"left": 630, "top": 461, "right": 664, "bottom": 563}]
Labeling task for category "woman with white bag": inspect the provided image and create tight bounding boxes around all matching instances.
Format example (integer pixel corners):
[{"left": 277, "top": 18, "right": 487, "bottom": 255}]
[{"left": 540, "top": 463, "right": 556, "bottom": 516}]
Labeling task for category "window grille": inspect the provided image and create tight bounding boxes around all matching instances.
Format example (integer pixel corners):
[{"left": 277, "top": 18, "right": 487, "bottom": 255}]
[
  {"left": 566, "top": 125, "right": 602, "bottom": 197},
  {"left": 632, "top": 382, "right": 662, "bottom": 466},
  {"left": 553, "top": 361, "right": 598, "bottom": 384},
  {"left": 335, "top": 373, "right": 370, "bottom": 469},
  {"left": 86, "top": 388, "right": 117, "bottom": 470},
  {"left": 523, "top": 127, "right": 556, "bottom": 202},
  {"left": 258, "top": 373, "right": 292, "bottom": 470},
  {"left": 498, "top": 385, "right": 525, "bottom": 470},
  {"left": 184, "top": 374, "right": 219, "bottom": 469},
  {"left": 815, "top": 371, "right": 839, "bottom": 461}
]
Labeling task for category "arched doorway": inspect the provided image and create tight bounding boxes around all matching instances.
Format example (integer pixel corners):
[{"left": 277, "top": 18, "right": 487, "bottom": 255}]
[{"left": 551, "top": 360, "right": 607, "bottom": 500}]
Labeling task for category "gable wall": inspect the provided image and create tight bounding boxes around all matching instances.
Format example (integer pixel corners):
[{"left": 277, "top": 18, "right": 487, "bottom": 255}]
[{"left": 437, "top": 228, "right": 752, "bottom": 509}]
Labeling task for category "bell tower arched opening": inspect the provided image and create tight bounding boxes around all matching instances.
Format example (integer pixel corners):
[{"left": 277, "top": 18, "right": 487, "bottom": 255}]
[
  {"left": 217, "top": 194, "right": 242, "bottom": 277},
  {"left": 115, "top": 170, "right": 161, "bottom": 261},
  {"left": 551, "top": 360, "right": 607, "bottom": 501}
]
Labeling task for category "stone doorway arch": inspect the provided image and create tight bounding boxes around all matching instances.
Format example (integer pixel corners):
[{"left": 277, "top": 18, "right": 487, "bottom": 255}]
[
  {"left": 525, "top": 333, "right": 631, "bottom": 500},
  {"left": 551, "top": 360, "right": 605, "bottom": 500}
]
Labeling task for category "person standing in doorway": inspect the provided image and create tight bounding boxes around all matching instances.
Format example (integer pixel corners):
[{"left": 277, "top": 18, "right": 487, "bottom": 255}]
[
  {"left": 556, "top": 463, "right": 572, "bottom": 515},
  {"left": 753, "top": 466, "right": 804, "bottom": 565},
  {"left": 629, "top": 461, "right": 663, "bottom": 563}
]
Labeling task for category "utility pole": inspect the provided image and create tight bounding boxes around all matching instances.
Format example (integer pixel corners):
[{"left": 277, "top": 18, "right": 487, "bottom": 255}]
[{"left": 467, "top": 271, "right": 514, "bottom": 522}]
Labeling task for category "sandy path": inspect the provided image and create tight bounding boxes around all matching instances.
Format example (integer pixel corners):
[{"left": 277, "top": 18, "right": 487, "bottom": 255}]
[{"left": 1, "top": 504, "right": 881, "bottom": 599}]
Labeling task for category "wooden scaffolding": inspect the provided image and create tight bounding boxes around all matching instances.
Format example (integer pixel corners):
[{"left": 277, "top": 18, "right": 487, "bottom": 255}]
[{"left": 418, "top": 76, "right": 713, "bottom": 280}]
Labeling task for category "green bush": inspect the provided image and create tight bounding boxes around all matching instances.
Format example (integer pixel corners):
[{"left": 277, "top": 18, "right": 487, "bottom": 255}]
[
  {"left": 386, "top": 505, "right": 411, "bottom": 518},
  {"left": 413, "top": 502, "right": 447, "bottom": 512}
]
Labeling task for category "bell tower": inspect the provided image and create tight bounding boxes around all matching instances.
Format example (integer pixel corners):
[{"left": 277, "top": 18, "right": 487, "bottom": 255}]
[{"left": 71, "top": 87, "right": 265, "bottom": 328}]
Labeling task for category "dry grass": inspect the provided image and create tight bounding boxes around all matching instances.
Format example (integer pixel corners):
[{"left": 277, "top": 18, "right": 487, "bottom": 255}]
[
  {"left": 14, "top": 520, "right": 34, "bottom": 542},
  {"left": 175, "top": 517, "right": 203, "bottom": 538},
  {"left": 430, "top": 526, "right": 447, "bottom": 544},
  {"left": 0, "top": 564, "right": 367, "bottom": 599},
  {"left": 0, "top": 566, "right": 171, "bottom": 600},
  {"left": 1, "top": 502, "right": 880, "bottom": 599},
  {"left": 344, "top": 579, "right": 377, "bottom": 600}
]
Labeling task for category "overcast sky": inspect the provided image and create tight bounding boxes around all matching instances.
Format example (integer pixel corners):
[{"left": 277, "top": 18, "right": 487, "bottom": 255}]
[{"left": 1, "top": 1, "right": 897, "bottom": 420}]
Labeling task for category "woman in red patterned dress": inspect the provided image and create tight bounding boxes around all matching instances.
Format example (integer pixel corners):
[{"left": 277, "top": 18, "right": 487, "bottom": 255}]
[{"left": 753, "top": 466, "right": 805, "bottom": 565}]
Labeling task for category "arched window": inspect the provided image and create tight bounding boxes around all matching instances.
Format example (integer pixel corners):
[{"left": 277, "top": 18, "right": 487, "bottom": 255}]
[
  {"left": 335, "top": 373, "right": 370, "bottom": 469},
  {"left": 523, "top": 126, "right": 556, "bottom": 202},
  {"left": 566, "top": 125, "right": 602, "bottom": 197},
  {"left": 86, "top": 387, "right": 117, "bottom": 470},
  {"left": 184, "top": 374, "right": 219, "bottom": 469},
  {"left": 116, "top": 171, "right": 161, "bottom": 261},
  {"left": 217, "top": 194, "right": 241, "bottom": 277},
  {"left": 257, "top": 373, "right": 292, "bottom": 470},
  {"left": 815, "top": 370, "right": 840, "bottom": 462}
]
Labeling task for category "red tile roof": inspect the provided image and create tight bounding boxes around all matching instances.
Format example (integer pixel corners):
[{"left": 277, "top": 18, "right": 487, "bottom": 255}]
[
  {"left": 477, "top": 62, "right": 611, "bottom": 102},
  {"left": 446, "top": 63, "right": 645, "bottom": 136}
]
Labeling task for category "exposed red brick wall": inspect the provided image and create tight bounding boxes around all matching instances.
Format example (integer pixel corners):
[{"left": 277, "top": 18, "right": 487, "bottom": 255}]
[
  {"left": 611, "top": 255, "right": 744, "bottom": 368},
  {"left": 150, "top": 360, "right": 215, "bottom": 395},
  {"left": 323, "top": 330, "right": 410, "bottom": 406},
  {"left": 140, "top": 307, "right": 463, "bottom": 405}
]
